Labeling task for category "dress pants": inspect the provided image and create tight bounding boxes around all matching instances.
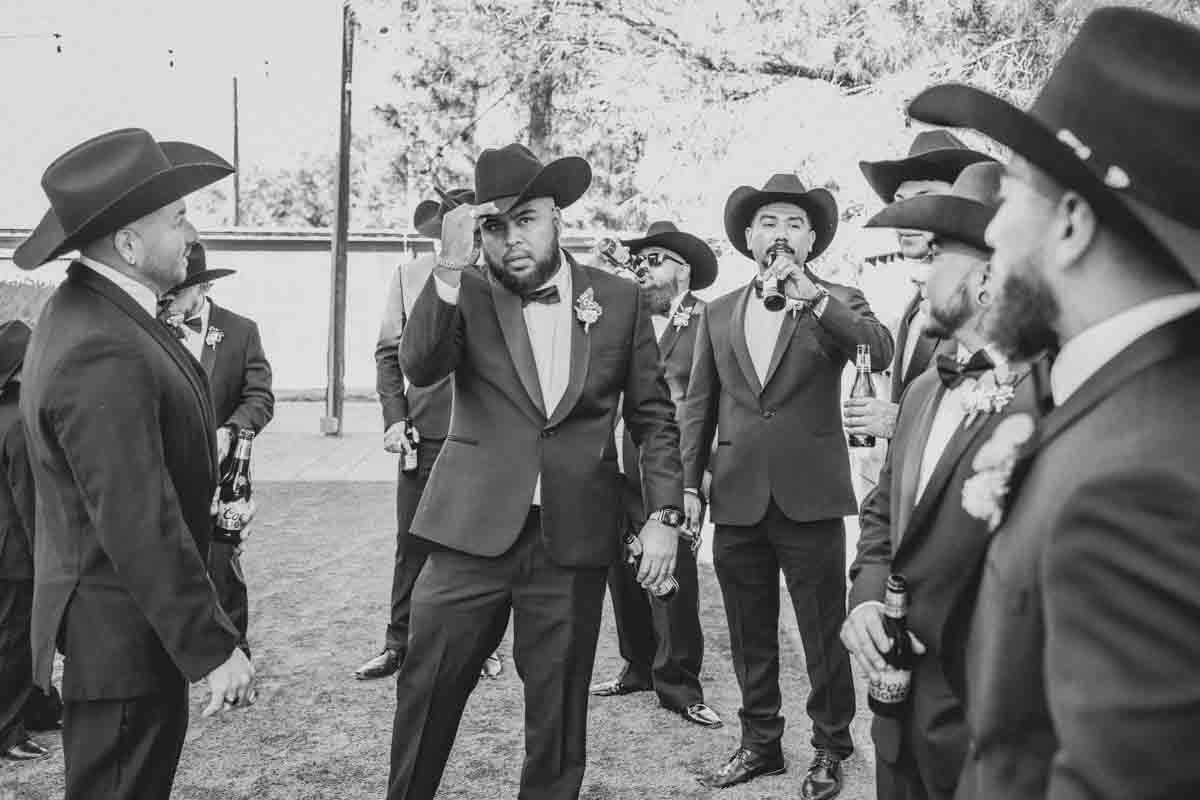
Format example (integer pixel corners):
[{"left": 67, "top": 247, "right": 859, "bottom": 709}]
[
  {"left": 0, "top": 577, "right": 34, "bottom": 750},
  {"left": 712, "top": 499, "right": 855, "bottom": 759},
  {"left": 62, "top": 668, "right": 189, "bottom": 800},
  {"left": 387, "top": 509, "right": 608, "bottom": 800},
  {"left": 877, "top": 744, "right": 933, "bottom": 800},
  {"left": 208, "top": 540, "right": 249, "bottom": 656},
  {"left": 383, "top": 437, "right": 443, "bottom": 655}
]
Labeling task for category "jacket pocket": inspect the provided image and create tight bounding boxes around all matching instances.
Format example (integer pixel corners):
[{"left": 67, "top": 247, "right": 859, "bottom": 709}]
[{"left": 445, "top": 434, "right": 478, "bottom": 446}]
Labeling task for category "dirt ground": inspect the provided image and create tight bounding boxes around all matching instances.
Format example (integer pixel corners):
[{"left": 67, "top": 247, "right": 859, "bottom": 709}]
[{"left": 3, "top": 482, "right": 875, "bottom": 800}]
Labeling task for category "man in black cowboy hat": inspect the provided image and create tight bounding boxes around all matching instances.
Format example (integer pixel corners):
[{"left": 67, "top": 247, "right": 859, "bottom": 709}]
[
  {"left": 845, "top": 131, "right": 993, "bottom": 443},
  {"left": 388, "top": 143, "right": 682, "bottom": 800},
  {"left": 356, "top": 188, "right": 504, "bottom": 682},
  {"left": 160, "top": 241, "right": 274, "bottom": 661},
  {"left": 842, "top": 162, "right": 1050, "bottom": 800},
  {"left": 589, "top": 221, "right": 723, "bottom": 729},
  {"left": 680, "top": 174, "right": 893, "bottom": 796},
  {"left": 909, "top": 8, "right": 1200, "bottom": 798},
  {"left": 17, "top": 129, "right": 255, "bottom": 798}
]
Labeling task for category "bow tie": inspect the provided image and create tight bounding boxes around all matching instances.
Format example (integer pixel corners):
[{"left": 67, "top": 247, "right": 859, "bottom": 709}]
[
  {"left": 522, "top": 285, "right": 561, "bottom": 306},
  {"left": 937, "top": 350, "right": 995, "bottom": 389}
]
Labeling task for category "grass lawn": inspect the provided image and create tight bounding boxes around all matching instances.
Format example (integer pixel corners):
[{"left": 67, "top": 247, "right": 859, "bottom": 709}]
[{"left": 3, "top": 482, "right": 876, "bottom": 800}]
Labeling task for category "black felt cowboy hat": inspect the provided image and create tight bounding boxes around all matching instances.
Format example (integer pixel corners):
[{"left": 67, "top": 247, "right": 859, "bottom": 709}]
[
  {"left": 473, "top": 143, "right": 591, "bottom": 214},
  {"left": 0, "top": 320, "right": 32, "bottom": 389},
  {"left": 723, "top": 174, "right": 838, "bottom": 261},
  {"left": 621, "top": 221, "right": 718, "bottom": 291},
  {"left": 413, "top": 188, "right": 475, "bottom": 239},
  {"left": 14, "top": 129, "right": 233, "bottom": 270},
  {"left": 859, "top": 130, "right": 995, "bottom": 204},
  {"left": 865, "top": 161, "right": 1004, "bottom": 252},
  {"left": 168, "top": 242, "right": 235, "bottom": 293},
  {"left": 908, "top": 7, "right": 1200, "bottom": 283}
]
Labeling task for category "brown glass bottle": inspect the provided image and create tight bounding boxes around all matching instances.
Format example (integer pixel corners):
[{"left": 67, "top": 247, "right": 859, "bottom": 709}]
[
  {"left": 214, "top": 430, "right": 254, "bottom": 545},
  {"left": 867, "top": 574, "right": 917, "bottom": 717},
  {"left": 848, "top": 344, "right": 877, "bottom": 448},
  {"left": 623, "top": 529, "right": 678, "bottom": 600}
]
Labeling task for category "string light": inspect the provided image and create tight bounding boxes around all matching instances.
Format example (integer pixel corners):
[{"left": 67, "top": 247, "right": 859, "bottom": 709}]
[{"left": 168, "top": 48, "right": 175, "bottom": 68}]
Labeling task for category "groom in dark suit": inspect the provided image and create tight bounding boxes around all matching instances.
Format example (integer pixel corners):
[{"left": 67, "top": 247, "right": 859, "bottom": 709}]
[{"left": 388, "top": 144, "right": 683, "bottom": 800}]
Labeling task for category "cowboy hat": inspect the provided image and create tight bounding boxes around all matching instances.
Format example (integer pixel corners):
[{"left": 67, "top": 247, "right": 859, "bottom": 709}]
[
  {"left": 621, "top": 221, "right": 718, "bottom": 290},
  {"left": 908, "top": 7, "right": 1200, "bottom": 283},
  {"left": 859, "top": 130, "right": 995, "bottom": 204},
  {"left": 167, "top": 242, "right": 235, "bottom": 294},
  {"left": 474, "top": 143, "right": 591, "bottom": 214},
  {"left": 413, "top": 188, "right": 475, "bottom": 239},
  {"left": 14, "top": 129, "right": 233, "bottom": 270},
  {"left": 865, "top": 162, "right": 1004, "bottom": 252},
  {"left": 723, "top": 174, "right": 838, "bottom": 261},
  {"left": 0, "top": 320, "right": 32, "bottom": 389}
]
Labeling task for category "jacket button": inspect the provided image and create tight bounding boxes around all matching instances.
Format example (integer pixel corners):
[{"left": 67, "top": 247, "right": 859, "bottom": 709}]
[
  {"left": 541, "top": 428, "right": 556, "bottom": 438},
  {"left": 762, "top": 409, "right": 775, "bottom": 419}
]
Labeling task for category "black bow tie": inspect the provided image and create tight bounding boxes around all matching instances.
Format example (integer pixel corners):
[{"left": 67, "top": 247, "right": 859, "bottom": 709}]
[
  {"left": 156, "top": 300, "right": 202, "bottom": 338},
  {"left": 522, "top": 285, "right": 561, "bottom": 307},
  {"left": 937, "top": 350, "right": 996, "bottom": 389}
]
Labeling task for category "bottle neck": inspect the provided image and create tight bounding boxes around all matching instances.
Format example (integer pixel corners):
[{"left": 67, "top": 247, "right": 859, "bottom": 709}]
[
  {"left": 232, "top": 436, "right": 253, "bottom": 462},
  {"left": 883, "top": 587, "right": 907, "bottom": 619}
]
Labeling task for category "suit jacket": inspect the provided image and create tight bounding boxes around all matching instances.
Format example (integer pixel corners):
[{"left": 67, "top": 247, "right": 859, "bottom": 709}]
[
  {"left": 376, "top": 253, "right": 453, "bottom": 438},
  {"left": 399, "top": 252, "right": 682, "bottom": 568},
  {"left": 959, "top": 309, "right": 1200, "bottom": 800},
  {"left": 20, "top": 263, "right": 238, "bottom": 700},
  {"left": 679, "top": 276, "right": 894, "bottom": 525},
  {"left": 848, "top": 358, "right": 1048, "bottom": 793},
  {"left": 0, "top": 387, "right": 35, "bottom": 580},
  {"left": 890, "top": 292, "right": 954, "bottom": 403},
  {"left": 203, "top": 301, "right": 274, "bottom": 436}
]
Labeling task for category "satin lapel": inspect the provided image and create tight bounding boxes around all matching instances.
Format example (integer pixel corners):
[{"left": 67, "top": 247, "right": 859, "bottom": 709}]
[
  {"left": 548, "top": 254, "right": 592, "bottom": 427},
  {"left": 905, "top": 330, "right": 942, "bottom": 386},
  {"left": 200, "top": 302, "right": 220, "bottom": 376},
  {"left": 895, "top": 380, "right": 943, "bottom": 539},
  {"left": 762, "top": 307, "right": 801, "bottom": 391},
  {"left": 729, "top": 286, "right": 762, "bottom": 396},
  {"left": 659, "top": 292, "right": 694, "bottom": 359},
  {"left": 900, "top": 403, "right": 992, "bottom": 547},
  {"left": 489, "top": 271, "right": 546, "bottom": 418}
]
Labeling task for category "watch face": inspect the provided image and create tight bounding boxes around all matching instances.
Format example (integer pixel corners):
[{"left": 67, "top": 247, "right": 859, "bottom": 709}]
[{"left": 659, "top": 509, "right": 684, "bottom": 527}]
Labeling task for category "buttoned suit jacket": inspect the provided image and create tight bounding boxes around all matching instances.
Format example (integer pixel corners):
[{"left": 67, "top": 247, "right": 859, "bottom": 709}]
[{"left": 203, "top": 301, "right": 274, "bottom": 438}]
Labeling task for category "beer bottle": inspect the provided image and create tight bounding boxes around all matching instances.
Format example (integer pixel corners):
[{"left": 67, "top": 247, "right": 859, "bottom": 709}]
[
  {"left": 867, "top": 574, "right": 917, "bottom": 718},
  {"left": 623, "top": 529, "right": 678, "bottom": 600},
  {"left": 597, "top": 237, "right": 649, "bottom": 281},
  {"left": 761, "top": 243, "right": 789, "bottom": 312},
  {"left": 215, "top": 430, "right": 254, "bottom": 545},
  {"left": 401, "top": 418, "right": 419, "bottom": 474},
  {"left": 848, "top": 344, "right": 877, "bottom": 448}
]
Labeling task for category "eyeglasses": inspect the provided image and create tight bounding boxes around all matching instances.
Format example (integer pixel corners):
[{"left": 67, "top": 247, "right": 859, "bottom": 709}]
[{"left": 641, "top": 252, "right": 686, "bottom": 268}]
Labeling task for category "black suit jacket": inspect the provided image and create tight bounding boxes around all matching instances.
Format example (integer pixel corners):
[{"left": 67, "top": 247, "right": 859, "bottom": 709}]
[
  {"left": 680, "top": 277, "right": 894, "bottom": 525},
  {"left": 203, "top": 301, "right": 274, "bottom": 435},
  {"left": 890, "top": 292, "right": 954, "bottom": 403},
  {"left": 0, "top": 387, "right": 35, "bottom": 580},
  {"left": 848, "top": 358, "right": 1048, "bottom": 792},
  {"left": 20, "top": 263, "right": 238, "bottom": 700},
  {"left": 399, "top": 253, "right": 682, "bottom": 568},
  {"left": 959, "top": 308, "right": 1200, "bottom": 800}
]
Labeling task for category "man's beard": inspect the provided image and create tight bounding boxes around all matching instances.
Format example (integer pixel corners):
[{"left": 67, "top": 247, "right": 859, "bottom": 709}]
[
  {"left": 986, "top": 262, "right": 1061, "bottom": 361},
  {"left": 642, "top": 282, "right": 676, "bottom": 316},
  {"left": 925, "top": 280, "right": 973, "bottom": 339},
  {"left": 486, "top": 245, "right": 561, "bottom": 297}
]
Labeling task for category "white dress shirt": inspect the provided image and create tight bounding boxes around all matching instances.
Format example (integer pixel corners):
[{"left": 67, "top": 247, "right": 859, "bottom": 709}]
[
  {"left": 1050, "top": 291, "right": 1200, "bottom": 405},
  {"left": 744, "top": 292, "right": 788, "bottom": 385},
  {"left": 78, "top": 255, "right": 159, "bottom": 318},
  {"left": 178, "top": 298, "right": 212, "bottom": 362},
  {"left": 915, "top": 344, "right": 975, "bottom": 501}
]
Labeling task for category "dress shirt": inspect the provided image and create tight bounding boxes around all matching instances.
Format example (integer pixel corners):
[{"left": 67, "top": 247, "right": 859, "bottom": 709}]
[
  {"left": 178, "top": 298, "right": 212, "bottom": 362},
  {"left": 78, "top": 255, "right": 159, "bottom": 318},
  {"left": 1050, "top": 291, "right": 1200, "bottom": 405},
  {"left": 744, "top": 290, "right": 788, "bottom": 385},
  {"left": 651, "top": 292, "right": 688, "bottom": 342}
]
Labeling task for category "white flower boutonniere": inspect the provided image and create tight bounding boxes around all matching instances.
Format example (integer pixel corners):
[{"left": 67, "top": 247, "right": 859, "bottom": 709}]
[
  {"left": 961, "top": 413, "right": 1036, "bottom": 531},
  {"left": 671, "top": 305, "right": 695, "bottom": 329},
  {"left": 205, "top": 326, "right": 225, "bottom": 348},
  {"left": 575, "top": 287, "right": 602, "bottom": 333},
  {"left": 959, "top": 367, "right": 1018, "bottom": 428}
]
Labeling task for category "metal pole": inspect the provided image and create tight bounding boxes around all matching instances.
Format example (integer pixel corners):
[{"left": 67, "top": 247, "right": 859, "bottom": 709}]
[
  {"left": 232, "top": 75, "right": 241, "bottom": 226},
  {"left": 322, "top": 2, "right": 355, "bottom": 435}
]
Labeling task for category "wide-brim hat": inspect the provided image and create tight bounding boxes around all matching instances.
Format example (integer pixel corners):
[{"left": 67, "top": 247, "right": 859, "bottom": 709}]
[
  {"left": 908, "top": 7, "right": 1200, "bottom": 283},
  {"left": 15, "top": 129, "right": 234, "bottom": 270},
  {"left": 859, "top": 129, "right": 995, "bottom": 203},
  {"left": 168, "top": 242, "right": 235, "bottom": 293},
  {"left": 865, "top": 162, "right": 1004, "bottom": 252},
  {"left": 474, "top": 143, "right": 591, "bottom": 214},
  {"left": 724, "top": 174, "right": 838, "bottom": 261},
  {"left": 413, "top": 188, "right": 475, "bottom": 239},
  {"left": 0, "top": 320, "right": 32, "bottom": 388},
  {"left": 621, "top": 221, "right": 718, "bottom": 290}
]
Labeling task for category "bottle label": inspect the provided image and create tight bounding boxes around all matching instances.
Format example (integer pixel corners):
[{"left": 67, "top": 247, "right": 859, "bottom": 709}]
[
  {"left": 217, "top": 505, "right": 244, "bottom": 531},
  {"left": 868, "top": 668, "right": 911, "bottom": 704}
]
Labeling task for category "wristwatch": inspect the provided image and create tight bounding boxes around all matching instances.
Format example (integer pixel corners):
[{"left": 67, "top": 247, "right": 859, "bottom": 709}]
[{"left": 649, "top": 507, "right": 685, "bottom": 528}]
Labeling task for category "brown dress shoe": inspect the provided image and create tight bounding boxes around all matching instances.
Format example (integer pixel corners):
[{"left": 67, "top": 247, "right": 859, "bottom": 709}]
[
  {"left": 3, "top": 737, "right": 49, "bottom": 761},
  {"left": 354, "top": 648, "right": 400, "bottom": 680},
  {"left": 680, "top": 702, "right": 723, "bottom": 728},
  {"left": 801, "top": 749, "right": 844, "bottom": 800},
  {"left": 697, "top": 747, "right": 785, "bottom": 788}
]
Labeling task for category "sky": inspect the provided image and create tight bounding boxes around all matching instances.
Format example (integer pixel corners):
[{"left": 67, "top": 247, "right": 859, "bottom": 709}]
[{"left": 0, "top": 0, "right": 349, "bottom": 225}]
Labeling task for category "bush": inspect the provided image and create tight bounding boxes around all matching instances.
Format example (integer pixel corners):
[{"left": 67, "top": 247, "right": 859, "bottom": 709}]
[{"left": 0, "top": 280, "right": 56, "bottom": 326}]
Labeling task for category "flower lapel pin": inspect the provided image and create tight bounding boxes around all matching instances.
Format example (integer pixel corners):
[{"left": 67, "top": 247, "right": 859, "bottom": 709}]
[
  {"left": 575, "top": 287, "right": 602, "bottom": 333},
  {"left": 205, "top": 326, "right": 225, "bottom": 348},
  {"left": 961, "top": 413, "right": 1037, "bottom": 531}
]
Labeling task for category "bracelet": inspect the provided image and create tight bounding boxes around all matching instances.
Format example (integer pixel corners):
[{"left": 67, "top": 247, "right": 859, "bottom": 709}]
[{"left": 436, "top": 256, "right": 468, "bottom": 272}]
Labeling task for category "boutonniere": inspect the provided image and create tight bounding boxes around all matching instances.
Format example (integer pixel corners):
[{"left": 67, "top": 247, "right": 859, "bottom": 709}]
[
  {"left": 671, "top": 304, "right": 695, "bottom": 329},
  {"left": 961, "top": 412, "right": 1036, "bottom": 531},
  {"left": 959, "top": 365, "right": 1017, "bottom": 427},
  {"left": 575, "top": 287, "right": 602, "bottom": 333},
  {"left": 205, "top": 326, "right": 225, "bottom": 347}
]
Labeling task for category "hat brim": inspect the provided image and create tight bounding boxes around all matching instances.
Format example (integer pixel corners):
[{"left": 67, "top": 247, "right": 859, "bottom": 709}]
[
  {"left": 0, "top": 321, "right": 32, "bottom": 389},
  {"left": 621, "top": 230, "right": 718, "bottom": 290},
  {"left": 14, "top": 146, "right": 233, "bottom": 270},
  {"left": 859, "top": 150, "right": 995, "bottom": 204},
  {"left": 170, "top": 267, "right": 236, "bottom": 293},
  {"left": 909, "top": 83, "right": 1199, "bottom": 282},
  {"left": 865, "top": 195, "right": 995, "bottom": 253},
  {"left": 489, "top": 156, "right": 592, "bottom": 214},
  {"left": 724, "top": 187, "right": 838, "bottom": 261}
]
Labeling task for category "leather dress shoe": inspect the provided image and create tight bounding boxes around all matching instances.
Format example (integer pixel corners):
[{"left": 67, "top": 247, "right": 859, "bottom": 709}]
[
  {"left": 801, "top": 749, "right": 844, "bottom": 800},
  {"left": 3, "top": 737, "right": 49, "bottom": 761},
  {"left": 697, "top": 747, "right": 785, "bottom": 788},
  {"left": 680, "top": 702, "right": 723, "bottom": 728},
  {"left": 589, "top": 669, "right": 652, "bottom": 697},
  {"left": 354, "top": 648, "right": 400, "bottom": 680},
  {"left": 480, "top": 651, "right": 504, "bottom": 680}
]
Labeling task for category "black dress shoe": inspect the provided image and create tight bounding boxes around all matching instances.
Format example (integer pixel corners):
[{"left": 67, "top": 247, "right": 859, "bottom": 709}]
[
  {"left": 680, "top": 702, "right": 723, "bottom": 728},
  {"left": 3, "top": 738, "right": 49, "bottom": 761},
  {"left": 589, "top": 670, "right": 652, "bottom": 697},
  {"left": 354, "top": 648, "right": 400, "bottom": 680},
  {"left": 801, "top": 749, "right": 843, "bottom": 800},
  {"left": 697, "top": 747, "right": 785, "bottom": 788}
]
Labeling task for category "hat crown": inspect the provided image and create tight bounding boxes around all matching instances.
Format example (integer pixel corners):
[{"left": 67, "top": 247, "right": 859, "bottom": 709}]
[
  {"left": 185, "top": 242, "right": 208, "bottom": 279},
  {"left": 643, "top": 221, "right": 680, "bottom": 237},
  {"left": 41, "top": 129, "right": 172, "bottom": 234},
  {"left": 476, "top": 143, "right": 546, "bottom": 204},
  {"left": 907, "top": 129, "right": 969, "bottom": 157},
  {"left": 760, "top": 173, "right": 810, "bottom": 195},
  {"left": 949, "top": 162, "right": 1004, "bottom": 207}
]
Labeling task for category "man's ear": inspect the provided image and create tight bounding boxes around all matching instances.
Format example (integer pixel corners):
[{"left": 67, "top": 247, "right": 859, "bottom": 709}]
[{"left": 1055, "top": 191, "right": 1099, "bottom": 273}]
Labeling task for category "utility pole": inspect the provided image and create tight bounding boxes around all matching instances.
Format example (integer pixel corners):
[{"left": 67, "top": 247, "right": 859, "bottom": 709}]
[
  {"left": 232, "top": 75, "right": 241, "bottom": 226},
  {"left": 322, "top": 1, "right": 356, "bottom": 435}
]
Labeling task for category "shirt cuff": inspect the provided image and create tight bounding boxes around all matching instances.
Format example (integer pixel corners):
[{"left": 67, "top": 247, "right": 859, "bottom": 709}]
[
  {"left": 849, "top": 599, "right": 885, "bottom": 617},
  {"left": 433, "top": 274, "right": 460, "bottom": 304},
  {"left": 684, "top": 488, "right": 701, "bottom": 496}
]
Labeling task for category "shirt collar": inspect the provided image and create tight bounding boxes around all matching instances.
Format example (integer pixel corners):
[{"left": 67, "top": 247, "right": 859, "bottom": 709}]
[
  {"left": 77, "top": 255, "right": 160, "bottom": 318},
  {"left": 1051, "top": 291, "right": 1200, "bottom": 405}
]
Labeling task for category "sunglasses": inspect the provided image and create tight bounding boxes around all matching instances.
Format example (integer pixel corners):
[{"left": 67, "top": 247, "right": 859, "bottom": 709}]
[{"left": 641, "top": 252, "right": 686, "bottom": 269}]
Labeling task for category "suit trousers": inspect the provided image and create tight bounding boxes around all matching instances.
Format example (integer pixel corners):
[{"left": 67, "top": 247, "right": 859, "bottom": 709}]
[
  {"left": 62, "top": 669, "right": 189, "bottom": 800},
  {"left": 383, "top": 437, "right": 443, "bottom": 654},
  {"left": 0, "top": 578, "right": 34, "bottom": 750},
  {"left": 208, "top": 541, "right": 249, "bottom": 656},
  {"left": 387, "top": 509, "right": 608, "bottom": 800},
  {"left": 712, "top": 500, "right": 856, "bottom": 758},
  {"left": 877, "top": 742, "right": 933, "bottom": 800}
]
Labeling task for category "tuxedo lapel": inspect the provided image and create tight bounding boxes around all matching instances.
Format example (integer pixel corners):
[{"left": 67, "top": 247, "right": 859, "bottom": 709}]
[
  {"left": 895, "top": 380, "right": 943, "bottom": 539},
  {"left": 729, "top": 286, "right": 763, "bottom": 396},
  {"left": 489, "top": 272, "right": 547, "bottom": 418},
  {"left": 548, "top": 255, "right": 592, "bottom": 427},
  {"left": 904, "top": 329, "right": 942, "bottom": 386},
  {"left": 658, "top": 292, "right": 693, "bottom": 359},
  {"left": 762, "top": 308, "right": 802, "bottom": 390},
  {"left": 200, "top": 302, "right": 220, "bottom": 376}
]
